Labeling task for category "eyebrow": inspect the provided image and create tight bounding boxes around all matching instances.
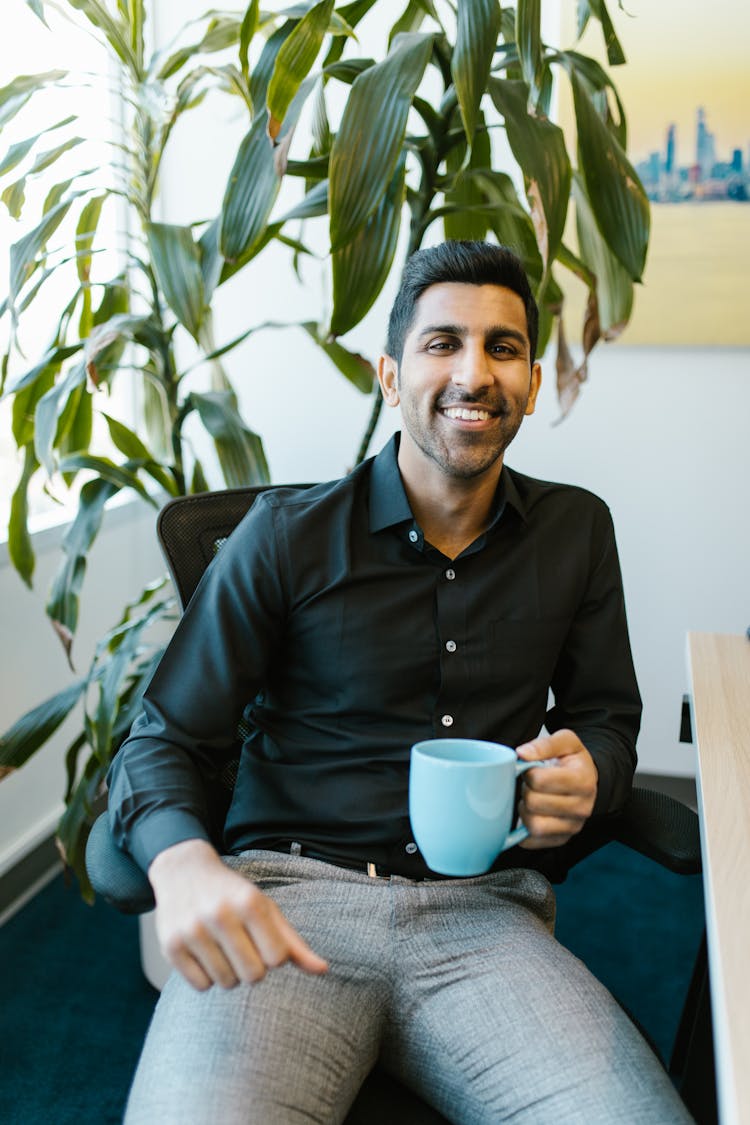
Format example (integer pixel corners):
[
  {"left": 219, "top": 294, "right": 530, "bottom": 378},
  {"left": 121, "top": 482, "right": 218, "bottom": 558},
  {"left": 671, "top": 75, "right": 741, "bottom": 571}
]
[{"left": 417, "top": 323, "right": 528, "bottom": 349}]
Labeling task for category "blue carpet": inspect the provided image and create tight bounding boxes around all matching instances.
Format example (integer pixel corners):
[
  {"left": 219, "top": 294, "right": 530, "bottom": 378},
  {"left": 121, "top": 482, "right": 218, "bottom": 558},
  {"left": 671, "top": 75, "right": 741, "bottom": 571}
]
[{"left": 0, "top": 842, "right": 704, "bottom": 1124}]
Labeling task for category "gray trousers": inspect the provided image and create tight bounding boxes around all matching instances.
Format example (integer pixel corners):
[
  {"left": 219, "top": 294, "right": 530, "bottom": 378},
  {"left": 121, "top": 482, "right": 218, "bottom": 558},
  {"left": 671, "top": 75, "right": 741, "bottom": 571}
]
[{"left": 125, "top": 851, "right": 692, "bottom": 1125}]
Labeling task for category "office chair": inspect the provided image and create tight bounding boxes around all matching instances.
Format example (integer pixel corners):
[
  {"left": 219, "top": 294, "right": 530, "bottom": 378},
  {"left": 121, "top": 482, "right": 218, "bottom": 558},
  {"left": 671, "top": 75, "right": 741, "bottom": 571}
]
[{"left": 86, "top": 487, "right": 705, "bottom": 1125}]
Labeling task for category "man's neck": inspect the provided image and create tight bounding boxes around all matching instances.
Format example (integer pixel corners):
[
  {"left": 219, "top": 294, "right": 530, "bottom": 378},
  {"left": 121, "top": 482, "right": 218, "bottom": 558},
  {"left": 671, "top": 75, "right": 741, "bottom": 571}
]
[{"left": 398, "top": 453, "right": 504, "bottom": 560}]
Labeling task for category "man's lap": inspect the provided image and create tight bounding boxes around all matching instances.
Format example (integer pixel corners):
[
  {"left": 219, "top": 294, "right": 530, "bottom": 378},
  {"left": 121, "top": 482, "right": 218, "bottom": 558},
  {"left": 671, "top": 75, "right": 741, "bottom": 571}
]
[{"left": 125, "top": 852, "right": 691, "bottom": 1124}]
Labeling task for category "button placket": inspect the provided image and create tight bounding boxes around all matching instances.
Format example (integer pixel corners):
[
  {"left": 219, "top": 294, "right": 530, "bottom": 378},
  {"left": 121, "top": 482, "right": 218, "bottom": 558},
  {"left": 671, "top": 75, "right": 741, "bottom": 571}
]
[{"left": 434, "top": 558, "right": 467, "bottom": 737}]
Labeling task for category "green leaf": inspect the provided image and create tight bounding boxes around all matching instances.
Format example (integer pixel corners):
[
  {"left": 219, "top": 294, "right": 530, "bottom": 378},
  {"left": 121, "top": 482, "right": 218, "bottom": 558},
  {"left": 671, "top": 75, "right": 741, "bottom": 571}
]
[
  {"left": 573, "top": 173, "right": 633, "bottom": 336},
  {"left": 278, "top": 179, "right": 329, "bottom": 223},
  {"left": 571, "top": 70, "right": 649, "bottom": 280},
  {"left": 101, "top": 414, "right": 178, "bottom": 496},
  {"left": 34, "top": 361, "right": 87, "bottom": 476},
  {"left": 28, "top": 136, "right": 84, "bottom": 175},
  {"left": 57, "top": 754, "right": 103, "bottom": 899},
  {"left": 8, "top": 445, "right": 38, "bottom": 587},
  {"left": 219, "top": 113, "right": 281, "bottom": 264},
  {"left": 240, "top": 0, "right": 261, "bottom": 82},
  {"left": 588, "top": 0, "right": 626, "bottom": 66},
  {"left": 146, "top": 222, "right": 206, "bottom": 341},
  {"left": 5, "top": 343, "right": 83, "bottom": 396},
  {"left": 0, "top": 117, "right": 76, "bottom": 176},
  {"left": 47, "top": 478, "right": 119, "bottom": 640},
  {"left": 2, "top": 177, "right": 27, "bottom": 219},
  {"left": 515, "top": 0, "right": 544, "bottom": 108},
  {"left": 58, "top": 381, "right": 93, "bottom": 465},
  {"left": 329, "top": 32, "right": 433, "bottom": 251},
  {"left": 75, "top": 195, "right": 105, "bottom": 283},
  {"left": 0, "top": 71, "right": 66, "bottom": 129},
  {"left": 76, "top": 194, "right": 106, "bottom": 337},
  {"left": 330, "top": 156, "right": 405, "bottom": 337},
  {"left": 25, "top": 1, "right": 49, "bottom": 25},
  {"left": 483, "top": 178, "right": 546, "bottom": 293},
  {"left": 67, "top": 0, "right": 138, "bottom": 72},
  {"left": 191, "top": 458, "right": 210, "bottom": 494},
  {"left": 451, "top": 0, "right": 501, "bottom": 146},
  {"left": 488, "top": 77, "right": 571, "bottom": 270},
  {"left": 443, "top": 112, "right": 492, "bottom": 241},
  {"left": 554, "top": 49, "right": 627, "bottom": 148},
  {"left": 57, "top": 454, "right": 158, "bottom": 506},
  {"left": 387, "top": 0, "right": 428, "bottom": 47},
  {"left": 250, "top": 21, "right": 297, "bottom": 111},
  {"left": 267, "top": 0, "right": 334, "bottom": 140},
  {"left": 302, "top": 324, "right": 375, "bottom": 394},
  {"left": 0, "top": 679, "right": 87, "bottom": 775},
  {"left": 189, "top": 391, "right": 270, "bottom": 487},
  {"left": 9, "top": 196, "right": 74, "bottom": 304},
  {"left": 89, "top": 595, "right": 167, "bottom": 763}
]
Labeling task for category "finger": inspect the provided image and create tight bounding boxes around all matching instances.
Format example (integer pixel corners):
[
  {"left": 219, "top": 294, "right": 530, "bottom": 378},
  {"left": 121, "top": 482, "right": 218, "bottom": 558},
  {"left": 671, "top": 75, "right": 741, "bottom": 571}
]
[
  {"left": 521, "top": 762, "right": 579, "bottom": 793},
  {"left": 206, "top": 909, "right": 268, "bottom": 984},
  {"left": 519, "top": 830, "right": 581, "bottom": 850},
  {"left": 521, "top": 787, "right": 593, "bottom": 818},
  {"left": 167, "top": 943, "right": 215, "bottom": 991},
  {"left": 518, "top": 806, "right": 586, "bottom": 845},
  {"left": 517, "top": 729, "right": 583, "bottom": 761},
  {"left": 244, "top": 895, "right": 328, "bottom": 975},
  {"left": 181, "top": 923, "right": 242, "bottom": 990}
]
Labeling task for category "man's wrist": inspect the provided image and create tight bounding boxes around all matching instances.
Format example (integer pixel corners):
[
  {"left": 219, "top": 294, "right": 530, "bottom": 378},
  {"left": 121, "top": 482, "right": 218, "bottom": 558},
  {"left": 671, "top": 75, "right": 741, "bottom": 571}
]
[{"left": 148, "top": 837, "right": 219, "bottom": 886}]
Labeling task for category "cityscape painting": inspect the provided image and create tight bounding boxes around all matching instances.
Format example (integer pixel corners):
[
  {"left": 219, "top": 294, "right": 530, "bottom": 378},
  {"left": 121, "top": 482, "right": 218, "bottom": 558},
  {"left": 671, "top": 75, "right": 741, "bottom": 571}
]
[{"left": 561, "top": 0, "right": 750, "bottom": 346}]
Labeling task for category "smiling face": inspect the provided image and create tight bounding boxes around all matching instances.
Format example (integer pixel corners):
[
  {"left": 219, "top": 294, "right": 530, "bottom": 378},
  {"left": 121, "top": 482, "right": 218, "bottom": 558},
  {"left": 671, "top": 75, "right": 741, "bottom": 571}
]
[{"left": 378, "top": 282, "right": 542, "bottom": 486}]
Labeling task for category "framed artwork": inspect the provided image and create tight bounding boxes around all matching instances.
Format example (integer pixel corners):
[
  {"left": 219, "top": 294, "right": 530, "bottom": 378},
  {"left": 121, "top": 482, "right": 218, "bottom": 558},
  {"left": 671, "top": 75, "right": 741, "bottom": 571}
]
[{"left": 561, "top": 0, "right": 750, "bottom": 346}]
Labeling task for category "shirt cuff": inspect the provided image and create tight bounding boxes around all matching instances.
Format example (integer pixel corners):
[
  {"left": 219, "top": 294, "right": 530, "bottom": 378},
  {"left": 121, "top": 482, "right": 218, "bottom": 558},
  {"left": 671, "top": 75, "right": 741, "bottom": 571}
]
[{"left": 124, "top": 809, "right": 213, "bottom": 875}]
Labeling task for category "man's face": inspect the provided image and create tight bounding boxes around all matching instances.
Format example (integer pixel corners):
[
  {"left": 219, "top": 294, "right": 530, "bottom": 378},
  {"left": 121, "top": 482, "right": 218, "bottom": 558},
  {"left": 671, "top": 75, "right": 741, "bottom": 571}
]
[{"left": 378, "top": 282, "right": 542, "bottom": 482}]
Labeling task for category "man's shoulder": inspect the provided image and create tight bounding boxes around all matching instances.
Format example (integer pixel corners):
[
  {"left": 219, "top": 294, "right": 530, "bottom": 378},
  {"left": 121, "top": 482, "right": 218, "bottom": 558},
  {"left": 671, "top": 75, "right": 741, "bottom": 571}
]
[
  {"left": 258, "top": 462, "right": 367, "bottom": 514},
  {"left": 247, "top": 462, "right": 370, "bottom": 538},
  {"left": 505, "top": 466, "right": 611, "bottom": 520}
]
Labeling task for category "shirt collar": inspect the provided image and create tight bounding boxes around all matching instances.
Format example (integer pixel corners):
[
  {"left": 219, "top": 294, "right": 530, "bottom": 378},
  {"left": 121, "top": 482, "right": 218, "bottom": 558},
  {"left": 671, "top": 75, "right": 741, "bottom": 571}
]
[{"left": 368, "top": 433, "right": 528, "bottom": 533}]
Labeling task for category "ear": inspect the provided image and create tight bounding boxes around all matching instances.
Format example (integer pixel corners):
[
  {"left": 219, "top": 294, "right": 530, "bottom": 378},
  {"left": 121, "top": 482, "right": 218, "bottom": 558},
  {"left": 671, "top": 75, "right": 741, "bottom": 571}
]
[
  {"left": 524, "top": 362, "right": 542, "bottom": 416},
  {"left": 377, "top": 354, "right": 400, "bottom": 407}
]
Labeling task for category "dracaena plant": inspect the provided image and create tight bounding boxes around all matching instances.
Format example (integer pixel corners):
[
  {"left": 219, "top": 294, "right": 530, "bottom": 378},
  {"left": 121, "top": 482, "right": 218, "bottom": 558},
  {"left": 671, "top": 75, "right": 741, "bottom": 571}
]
[{"left": 0, "top": 0, "right": 648, "bottom": 898}]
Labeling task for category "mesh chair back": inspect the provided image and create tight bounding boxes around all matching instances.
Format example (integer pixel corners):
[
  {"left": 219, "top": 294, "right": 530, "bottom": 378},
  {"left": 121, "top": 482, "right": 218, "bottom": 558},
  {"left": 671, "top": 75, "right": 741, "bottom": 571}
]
[{"left": 157, "top": 485, "right": 310, "bottom": 609}]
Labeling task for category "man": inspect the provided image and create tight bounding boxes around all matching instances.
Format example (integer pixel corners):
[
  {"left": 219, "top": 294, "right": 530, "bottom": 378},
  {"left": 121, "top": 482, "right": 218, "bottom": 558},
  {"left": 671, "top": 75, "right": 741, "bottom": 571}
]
[{"left": 110, "top": 242, "right": 691, "bottom": 1123}]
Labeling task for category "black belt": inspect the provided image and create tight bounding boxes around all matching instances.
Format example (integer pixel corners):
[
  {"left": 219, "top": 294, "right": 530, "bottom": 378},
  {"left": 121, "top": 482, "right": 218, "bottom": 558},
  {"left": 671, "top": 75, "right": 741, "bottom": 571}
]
[{"left": 267, "top": 841, "right": 438, "bottom": 880}]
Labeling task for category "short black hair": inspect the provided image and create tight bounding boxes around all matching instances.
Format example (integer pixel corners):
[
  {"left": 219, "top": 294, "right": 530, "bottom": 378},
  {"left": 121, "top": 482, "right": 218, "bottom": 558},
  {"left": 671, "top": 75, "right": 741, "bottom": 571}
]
[{"left": 385, "top": 240, "right": 539, "bottom": 365}]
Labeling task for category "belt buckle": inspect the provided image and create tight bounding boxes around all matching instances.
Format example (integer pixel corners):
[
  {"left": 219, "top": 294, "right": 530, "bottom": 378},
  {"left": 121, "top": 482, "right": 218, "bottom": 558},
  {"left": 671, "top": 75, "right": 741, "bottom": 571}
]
[{"left": 366, "top": 861, "right": 387, "bottom": 879}]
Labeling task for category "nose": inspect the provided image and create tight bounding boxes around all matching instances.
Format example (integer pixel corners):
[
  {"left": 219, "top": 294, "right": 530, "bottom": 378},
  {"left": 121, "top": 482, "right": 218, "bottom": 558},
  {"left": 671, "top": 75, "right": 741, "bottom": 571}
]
[{"left": 451, "top": 341, "right": 493, "bottom": 394}]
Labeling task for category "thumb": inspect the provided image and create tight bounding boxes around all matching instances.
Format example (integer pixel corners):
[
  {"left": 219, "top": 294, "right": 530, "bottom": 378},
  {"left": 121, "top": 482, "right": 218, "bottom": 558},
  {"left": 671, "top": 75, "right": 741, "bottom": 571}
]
[{"left": 517, "top": 730, "right": 580, "bottom": 762}]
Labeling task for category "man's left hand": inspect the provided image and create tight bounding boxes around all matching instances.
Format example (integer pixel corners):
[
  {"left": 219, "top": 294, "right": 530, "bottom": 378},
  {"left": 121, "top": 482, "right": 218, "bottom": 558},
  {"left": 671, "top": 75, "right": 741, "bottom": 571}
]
[{"left": 515, "top": 729, "right": 598, "bottom": 849}]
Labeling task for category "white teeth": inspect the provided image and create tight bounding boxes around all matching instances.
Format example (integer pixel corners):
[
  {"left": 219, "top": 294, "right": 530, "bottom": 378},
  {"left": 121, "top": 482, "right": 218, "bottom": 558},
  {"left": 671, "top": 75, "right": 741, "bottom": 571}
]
[{"left": 443, "top": 407, "right": 491, "bottom": 421}]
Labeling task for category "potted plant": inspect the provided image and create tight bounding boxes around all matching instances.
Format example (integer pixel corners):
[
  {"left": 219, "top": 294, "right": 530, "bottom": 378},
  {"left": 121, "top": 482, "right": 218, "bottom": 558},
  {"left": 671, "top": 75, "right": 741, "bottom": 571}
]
[{"left": 0, "top": 0, "right": 648, "bottom": 897}]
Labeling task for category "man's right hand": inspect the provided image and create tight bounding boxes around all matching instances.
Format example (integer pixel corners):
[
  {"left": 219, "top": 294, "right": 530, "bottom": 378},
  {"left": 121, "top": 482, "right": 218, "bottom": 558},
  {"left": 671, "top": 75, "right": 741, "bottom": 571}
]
[{"left": 148, "top": 839, "right": 329, "bottom": 991}]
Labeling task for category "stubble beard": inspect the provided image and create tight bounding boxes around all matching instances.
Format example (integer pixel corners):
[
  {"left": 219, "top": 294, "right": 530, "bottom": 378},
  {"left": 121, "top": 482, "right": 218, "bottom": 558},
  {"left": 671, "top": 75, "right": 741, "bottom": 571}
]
[{"left": 407, "top": 394, "right": 527, "bottom": 481}]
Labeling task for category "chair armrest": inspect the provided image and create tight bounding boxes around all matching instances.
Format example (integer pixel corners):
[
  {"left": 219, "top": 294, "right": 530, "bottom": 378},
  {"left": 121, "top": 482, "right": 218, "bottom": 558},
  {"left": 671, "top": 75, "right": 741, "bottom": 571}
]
[
  {"left": 85, "top": 812, "right": 156, "bottom": 914},
  {"left": 613, "top": 787, "right": 702, "bottom": 876}
]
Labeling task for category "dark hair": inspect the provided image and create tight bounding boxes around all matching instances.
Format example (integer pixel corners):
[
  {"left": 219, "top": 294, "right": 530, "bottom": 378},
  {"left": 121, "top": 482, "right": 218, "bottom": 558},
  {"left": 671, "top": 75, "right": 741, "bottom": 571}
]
[{"left": 385, "top": 240, "right": 539, "bottom": 365}]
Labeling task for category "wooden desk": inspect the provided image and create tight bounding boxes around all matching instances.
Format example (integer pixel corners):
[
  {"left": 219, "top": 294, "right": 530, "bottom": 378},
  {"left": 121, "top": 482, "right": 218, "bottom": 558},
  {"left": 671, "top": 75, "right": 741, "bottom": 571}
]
[{"left": 687, "top": 632, "right": 750, "bottom": 1125}]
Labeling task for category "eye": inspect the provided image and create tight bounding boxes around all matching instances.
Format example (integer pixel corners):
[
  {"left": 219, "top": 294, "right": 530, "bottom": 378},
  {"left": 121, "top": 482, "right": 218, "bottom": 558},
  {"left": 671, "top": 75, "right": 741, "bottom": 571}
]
[
  {"left": 489, "top": 341, "right": 519, "bottom": 357},
  {"left": 426, "top": 337, "right": 459, "bottom": 352}
]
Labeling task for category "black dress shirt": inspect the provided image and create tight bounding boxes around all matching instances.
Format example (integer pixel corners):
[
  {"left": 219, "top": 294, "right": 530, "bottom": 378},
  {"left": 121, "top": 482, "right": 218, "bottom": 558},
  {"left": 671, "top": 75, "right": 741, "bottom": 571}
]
[{"left": 108, "top": 434, "right": 641, "bottom": 881}]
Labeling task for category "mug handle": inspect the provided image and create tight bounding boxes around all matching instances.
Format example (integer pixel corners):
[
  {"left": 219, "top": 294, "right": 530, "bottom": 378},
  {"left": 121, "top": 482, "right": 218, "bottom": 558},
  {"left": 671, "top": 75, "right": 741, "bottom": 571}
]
[{"left": 502, "top": 757, "right": 559, "bottom": 850}]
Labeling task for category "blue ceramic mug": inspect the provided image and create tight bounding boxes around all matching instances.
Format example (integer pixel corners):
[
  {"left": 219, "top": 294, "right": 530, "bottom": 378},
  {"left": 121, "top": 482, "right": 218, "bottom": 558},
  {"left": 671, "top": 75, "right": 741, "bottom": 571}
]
[{"left": 409, "top": 738, "right": 546, "bottom": 876}]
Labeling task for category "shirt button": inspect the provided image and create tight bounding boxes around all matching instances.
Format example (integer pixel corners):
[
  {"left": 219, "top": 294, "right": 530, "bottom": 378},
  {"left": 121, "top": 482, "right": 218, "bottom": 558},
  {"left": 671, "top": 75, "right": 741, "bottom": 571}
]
[
  {"left": 445, "top": 568, "right": 455, "bottom": 580},
  {"left": 405, "top": 842, "right": 418, "bottom": 854},
  {"left": 408, "top": 529, "right": 419, "bottom": 543},
  {"left": 446, "top": 640, "right": 457, "bottom": 652},
  {"left": 441, "top": 714, "right": 454, "bottom": 727}
]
